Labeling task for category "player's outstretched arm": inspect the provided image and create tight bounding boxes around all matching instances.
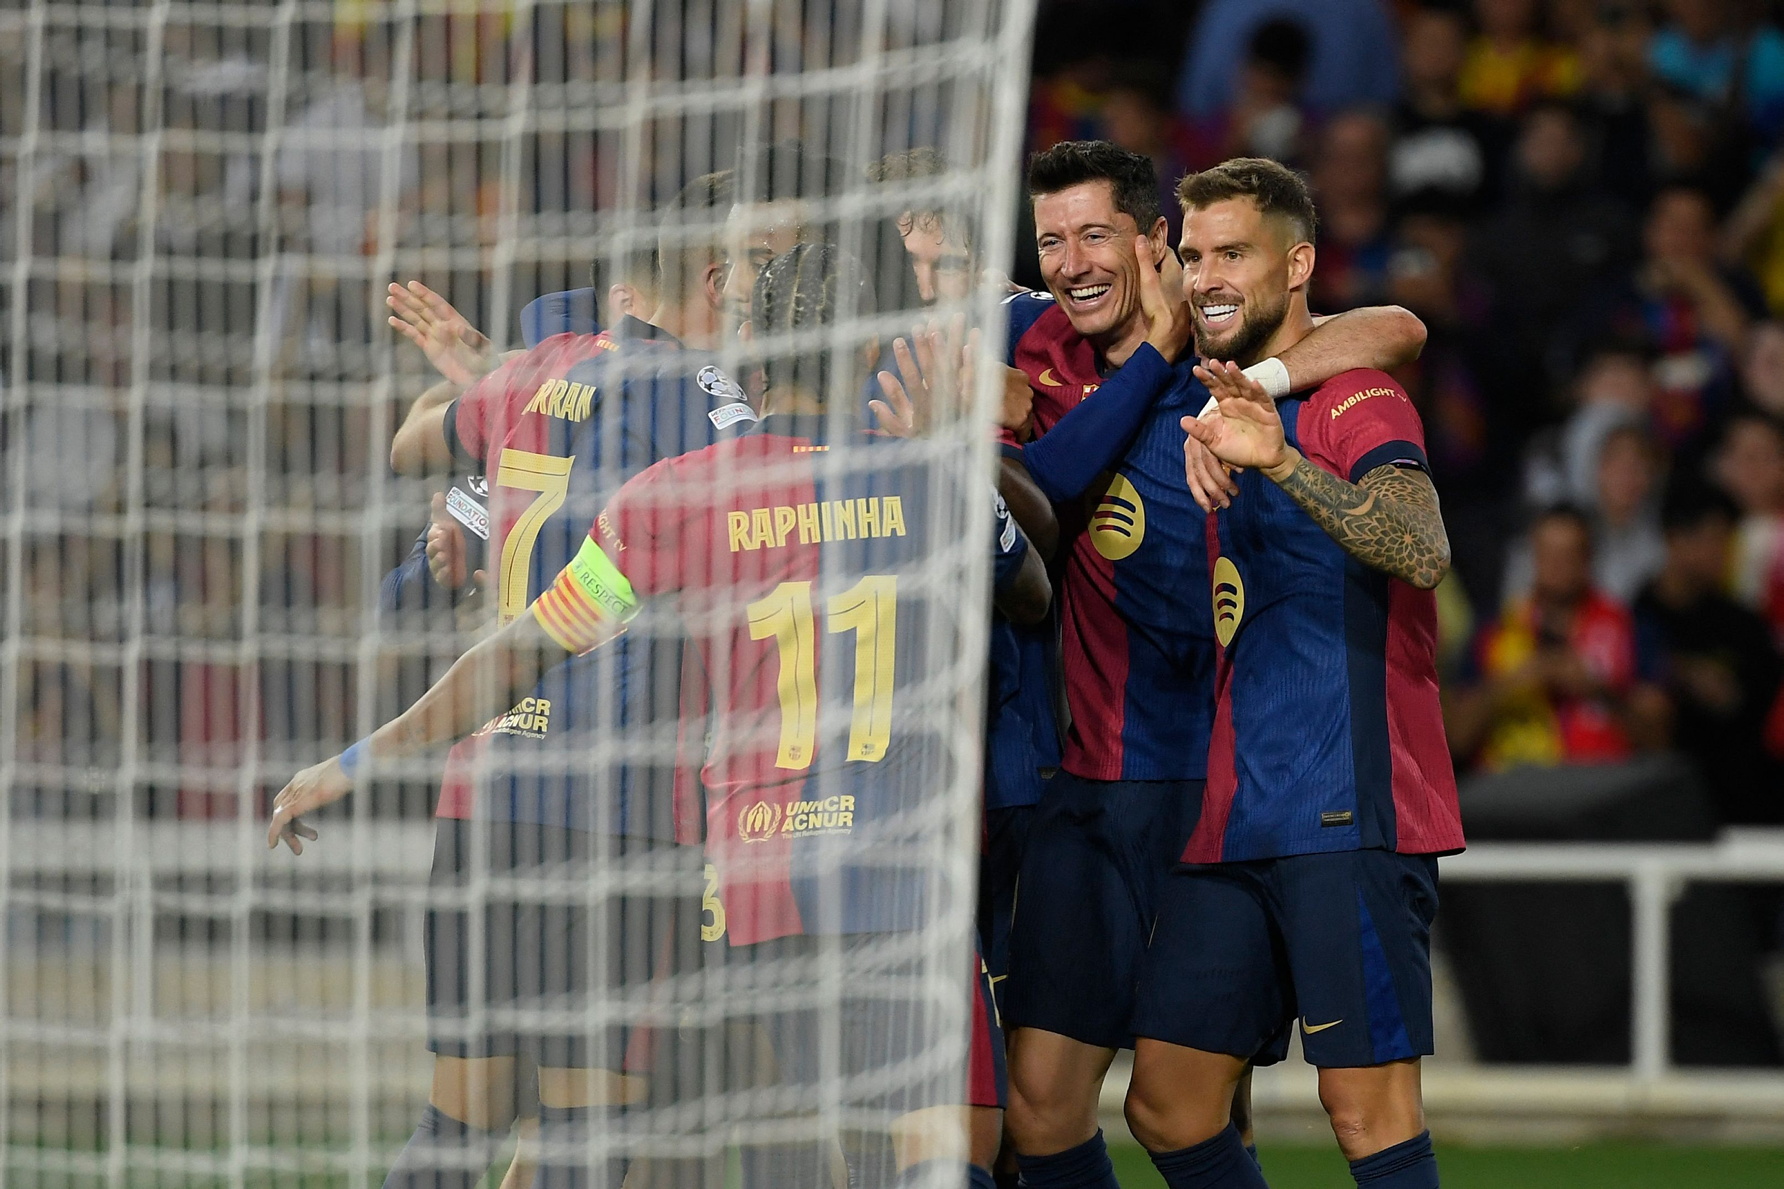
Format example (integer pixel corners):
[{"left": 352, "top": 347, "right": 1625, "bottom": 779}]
[
  {"left": 1271, "top": 304, "right": 1426, "bottom": 392},
  {"left": 387, "top": 280, "right": 498, "bottom": 387},
  {"left": 1183, "top": 362, "right": 1451, "bottom": 590},
  {"left": 266, "top": 611, "right": 579, "bottom": 853}
]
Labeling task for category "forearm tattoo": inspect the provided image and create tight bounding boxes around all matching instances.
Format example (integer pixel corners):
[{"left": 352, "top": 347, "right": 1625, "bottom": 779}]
[{"left": 1273, "top": 458, "right": 1451, "bottom": 589}]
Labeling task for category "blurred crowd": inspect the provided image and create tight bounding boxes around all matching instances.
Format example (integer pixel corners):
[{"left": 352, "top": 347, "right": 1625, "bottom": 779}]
[
  {"left": 6, "top": 0, "right": 1784, "bottom": 829},
  {"left": 1028, "top": 0, "right": 1784, "bottom": 825}
]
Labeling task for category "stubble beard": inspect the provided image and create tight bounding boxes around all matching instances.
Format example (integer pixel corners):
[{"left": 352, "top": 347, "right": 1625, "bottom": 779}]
[{"left": 1194, "top": 290, "right": 1289, "bottom": 366}]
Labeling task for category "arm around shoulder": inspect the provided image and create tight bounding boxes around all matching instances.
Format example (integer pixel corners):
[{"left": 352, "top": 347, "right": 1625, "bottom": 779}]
[{"left": 1280, "top": 305, "right": 1427, "bottom": 389}]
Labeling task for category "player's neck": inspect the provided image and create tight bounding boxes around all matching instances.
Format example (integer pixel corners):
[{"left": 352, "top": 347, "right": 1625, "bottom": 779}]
[
  {"left": 1093, "top": 317, "right": 1149, "bottom": 371},
  {"left": 1237, "top": 295, "right": 1315, "bottom": 369},
  {"left": 648, "top": 296, "right": 718, "bottom": 351}
]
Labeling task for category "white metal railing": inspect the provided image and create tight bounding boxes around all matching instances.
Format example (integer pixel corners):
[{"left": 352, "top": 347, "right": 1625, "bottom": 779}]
[{"left": 1442, "top": 831, "right": 1784, "bottom": 1084}]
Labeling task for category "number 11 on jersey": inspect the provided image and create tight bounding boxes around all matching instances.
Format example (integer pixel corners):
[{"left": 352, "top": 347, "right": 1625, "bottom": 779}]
[{"left": 747, "top": 576, "right": 898, "bottom": 771}]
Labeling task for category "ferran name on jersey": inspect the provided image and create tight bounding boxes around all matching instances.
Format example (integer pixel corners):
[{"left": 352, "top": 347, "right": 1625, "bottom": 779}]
[
  {"left": 726, "top": 496, "right": 907, "bottom": 552},
  {"left": 522, "top": 376, "right": 596, "bottom": 421},
  {"left": 736, "top": 794, "right": 858, "bottom": 843}
]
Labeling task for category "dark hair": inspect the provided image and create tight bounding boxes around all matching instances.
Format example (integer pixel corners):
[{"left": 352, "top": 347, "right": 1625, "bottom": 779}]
[
  {"left": 655, "top": 170, "right": 734, "bottom": 298},
  {"left": 1248, "top": 17, "right": 1311, "bottom": 84},
  {"left": 1660, "top": 477, "right": 1739, "bottom": 533},
  {"left": 869, "top": 146, "right": 979, "bottom": 255},
  {"left": 752, "top": 242, "right": 874, "bottom": 401},
  {"left": 1027, "top": 140, "right": 1162, "bottom": 232},
  {"left": 1532, "top": 502, "right": 1594, "bottom": 540},
  {"left": 1176, "top": 157, "right": 1318, "bottom": 244}
]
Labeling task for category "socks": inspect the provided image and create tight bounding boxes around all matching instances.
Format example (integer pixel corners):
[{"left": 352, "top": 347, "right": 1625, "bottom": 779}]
[
  {"left": 737, "top": 1141, "right": 833, "bottom": 1189},
  {"left": 1348, "top": 1131, "right": 1438, "bottom": 1188},
  {"left": 531, "top": 1105, "right": 626, "bottom": 1189},
  {"left": 1147, "top": 1124, "right": 1268, "bottom": 1189},
  {"left": 1013, "top": 1129, "right": 1119, "bottom": 1189},
  {"left": 380, "top": 1103, "right": 506, "bottom": 1189},
  {"left": 968, "top": 1163, "right": 999, "bottom": 1189}
]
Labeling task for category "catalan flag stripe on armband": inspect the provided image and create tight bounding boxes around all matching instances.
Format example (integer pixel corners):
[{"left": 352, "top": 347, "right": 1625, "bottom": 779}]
[{"left": 531, "top": 536, "right": 639, "bottom": 654}]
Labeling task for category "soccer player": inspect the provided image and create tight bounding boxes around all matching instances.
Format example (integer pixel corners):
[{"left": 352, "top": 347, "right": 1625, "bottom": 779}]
[
  {"left": 1123, "top": 158, "right": 1463, "bottom": 1189},
  {"left": 351, "top": 171, "right": 755, "bottom": 1189},
  {"left": 269, "top": 240, "right": 1025, "bottom": 1189},
  {"left": 995, "top": 140, "right": 1431, "bottom": 1189}
]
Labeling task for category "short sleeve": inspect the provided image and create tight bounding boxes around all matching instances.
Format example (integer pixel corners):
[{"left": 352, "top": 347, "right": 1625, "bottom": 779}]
[
  {"left": 1298, "top": 371, "right": 1430, "bottom": 483},
  {"left": 448, "top": 364, "right": 517, "bottom": 471},
  {"left": 991, "top": 490, "right": 1030, "bottom": 595},
  {"left": 596, "top": 457, "right": 690, "bottom": 598}
]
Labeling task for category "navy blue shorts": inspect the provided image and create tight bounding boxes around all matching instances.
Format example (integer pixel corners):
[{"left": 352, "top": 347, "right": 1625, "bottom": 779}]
[
  {"left": 1003, "top": 773, "right": 1200, "bottom": 1050},
  {"left": 424, "top": 819, "right": 687, "bottom": 1070},
  {"left": 977, "top": 803, "right": 1034, "bottom": 1002},
  {"left": 1131, "top": 848, "right": 1440, "bottom": 1069}
]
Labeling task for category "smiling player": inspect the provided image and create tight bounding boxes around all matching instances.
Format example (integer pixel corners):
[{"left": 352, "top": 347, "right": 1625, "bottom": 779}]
[
  {"left": 994, "top": 141, "right": 1432, "bottom": 1189},
  {"left": 1122, "top": 158, "right": 1463, "bottom": 1189}
]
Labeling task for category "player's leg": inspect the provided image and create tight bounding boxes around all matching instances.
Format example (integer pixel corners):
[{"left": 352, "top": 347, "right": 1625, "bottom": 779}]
[
  {"left": 1003, "top": 776, "right": 1188, "bottom": 1189},
  {"left": 976, "top": 803, "right": 1030, "bottom": 1189},
  {"left": 1126, "top": 862, "right": 1286, "bottom": 1189},
  {"left": 1286, "top": 851, "right": 1442, "bottom": 1188},
  {"left": 384, "top": 819, "right": 524, "bottom": 1189},
  {"left": 528, "top": 824, "right": 653, "bottom": 1189},
  {"left": 728, "top": 937, "right": 836, "bottom": 1189}
]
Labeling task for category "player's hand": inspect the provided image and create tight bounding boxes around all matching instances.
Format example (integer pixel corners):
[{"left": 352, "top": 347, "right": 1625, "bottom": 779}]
[
  {"left": 998, "top": 366, "right": 1035, "bottom": 440},
  {"left": 1136, "top": 235, "right": 1194, "bottom": 363},
  {"left": 425, "top": 492, "right": 470, "bottom": 588},
  {"left": 1183, "top": 360, "right": 1291, "bottom": 476},
  {"left": 871, "top": 317, "right": 974, "bottom": 437},
  {"left": 1184, "top": 434, "right": 1241, "bottom": 512},
  {"left": 266, "top": 757, "right": 350, "bottom": 854},
  {"left": 387, "top": 280, "right": 496, "bottom": 387}
]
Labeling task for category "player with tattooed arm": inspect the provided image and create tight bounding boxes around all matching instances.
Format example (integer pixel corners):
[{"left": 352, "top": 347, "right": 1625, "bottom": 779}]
[{"left": 1123, "top": 158, "right": 1463, "bottom": 1189}]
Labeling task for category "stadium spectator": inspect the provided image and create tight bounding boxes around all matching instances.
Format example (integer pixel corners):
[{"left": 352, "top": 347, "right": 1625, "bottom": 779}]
[
  {"left": 1475, "top": 99, "right": 1637, "bottom": 388},
  {"left": 1309, "top": 109, "right": 1394, "bottom": 312},
  {"left": 1574, "top": 186, "right": 1763, "bottom": 454},
  {"left": 1457, "top": 0, "right": 1581, "bottom": 119},
  {"left": 1505, "top": 423, "right": 1667, "bottom": 607},
  {"left": 1447, "top": 505, "right": 1670, "bottom": 772},
  {"left": 1740, "top": 320, "right": 1784, "bottom": 416},
  {"left": 1175, "top": 0, "right": 1399, "bottom": 124},
  {"left": 1715, "top": 411, "right": 1784, "bottom": 644},
  {"left": 1646, "top": 0, "right": 1784, "bottom": 146},
  {"left": 1183, "top": 18, "right": 1313, "bottom": 170},
  {"left": 1390, "top": 3, "right": 1502, "bottom": 213},
  {"left": 1522, "top": 342, "right": 1655, "bottom": 511},
  {"left": 1572, "top": 0, "right": 1656, "bottom": 208},
  {"left": 1635, "top": 482, "right": 1784, "bottom": 825}
]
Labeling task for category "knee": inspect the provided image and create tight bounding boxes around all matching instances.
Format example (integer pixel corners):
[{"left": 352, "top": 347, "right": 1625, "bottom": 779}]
[
  {"left": 1122, "top": 1071, "right": 1224, "bottom": 1154},
  {"left": 1005, "top": 1073, "right": 1095, "bottom": 1154}
]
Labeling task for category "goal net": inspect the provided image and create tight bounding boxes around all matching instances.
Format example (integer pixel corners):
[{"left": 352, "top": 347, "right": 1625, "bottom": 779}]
[{"left": 0, "top": 1, "right": 1036, "bottom": 1186}]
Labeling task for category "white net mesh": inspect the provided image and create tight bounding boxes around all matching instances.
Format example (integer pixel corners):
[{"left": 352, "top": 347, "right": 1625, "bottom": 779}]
[{"left": 1, "top": 2, "right": 1036, "bottom": 1186}]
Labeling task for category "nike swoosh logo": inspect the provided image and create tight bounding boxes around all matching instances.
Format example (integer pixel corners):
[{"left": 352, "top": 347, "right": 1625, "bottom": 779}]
[
  {"left": 1302, "top": 1018, "right": 1343, "bottom": 1034},
  {"left": 1038, "top": 367, "right": 1061, "bottom": 387}
]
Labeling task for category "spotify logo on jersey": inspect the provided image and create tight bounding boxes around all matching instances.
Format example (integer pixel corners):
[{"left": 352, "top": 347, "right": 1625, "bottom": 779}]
[
  {"left": 1091, "top": 473, "right": 1146, "bottom": 561},
  {"left": 1213, "top": 556, "right": 1246, "bottom": 647}
]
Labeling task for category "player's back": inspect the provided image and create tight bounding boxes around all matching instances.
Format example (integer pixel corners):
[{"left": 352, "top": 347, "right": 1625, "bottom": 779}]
[
  {"left": 443, "top": 316, "right": 751, "bottom": 832},
  {"left": 600, "top": 422, "right": 958, "bottom": 944}
]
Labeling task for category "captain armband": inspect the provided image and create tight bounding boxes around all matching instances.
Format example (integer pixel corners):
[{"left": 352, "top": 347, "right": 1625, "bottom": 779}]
[{"left": 531, "top": 535, "right": 641, "bottom": 655}]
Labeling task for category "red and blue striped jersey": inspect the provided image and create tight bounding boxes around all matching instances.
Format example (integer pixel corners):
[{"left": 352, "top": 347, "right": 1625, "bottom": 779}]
[
  {"left": 435, "top": 316, "right": 754, "bottom": 835},
  {"left": 1007, "top": 292, "right": 1216, "bottom": 781},
  {"left": 548, "top": 422, "right": 961, "bottom": 945},
  {"left": 1183, "top": 369, "right": 1464, "bottom": 863}
]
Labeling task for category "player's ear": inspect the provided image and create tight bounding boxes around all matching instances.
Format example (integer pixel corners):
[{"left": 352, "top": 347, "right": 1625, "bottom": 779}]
[
  {"left": 737, "top": 318, "right": 754, "bottom": 345},
  {"left": 1146, "top": 216, "right": 1170, "bottom": 263},
  {"left": 607, "top": 282, "right": 638, "bottom": 319},
  {"left": 1286, "top": 240, "right": 1316, "bottom": 291},
  {"left": 702, "top": 260, "right": 728, "bottom": 312}
]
